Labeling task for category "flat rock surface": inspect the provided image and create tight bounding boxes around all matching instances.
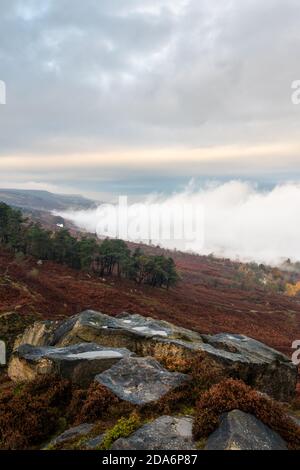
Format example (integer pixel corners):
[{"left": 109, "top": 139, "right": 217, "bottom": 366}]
[
  {"left": 17, "top": 310, "right": 203, "bottom": 348},
  {"left": 111, "top": 416, "right": 196, "bottom": 450},
  {"left": 203, "top": 333, "right": 292, "bottom": 365},
  {"left": 205, "top": 410, "right": 288, "bottom": 450},
  {"left": 8, "top": 342, "right": 133, "bottom": 385},
  {"left": 95, "top": 356, "right": 189, "bottom": 405}
]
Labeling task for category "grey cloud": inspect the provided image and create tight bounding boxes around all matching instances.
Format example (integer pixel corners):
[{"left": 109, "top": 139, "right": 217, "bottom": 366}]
[{"left": 0, "top": 0, "right": 300, "bottom": 193}]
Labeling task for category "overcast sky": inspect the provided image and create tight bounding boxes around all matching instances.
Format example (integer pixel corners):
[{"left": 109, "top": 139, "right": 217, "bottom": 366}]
[{"left": 0, "top": 0, "right": 300, "bottom": 199}]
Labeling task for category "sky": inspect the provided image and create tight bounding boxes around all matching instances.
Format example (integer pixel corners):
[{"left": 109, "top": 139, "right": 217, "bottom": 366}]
[{"left": 0, "top": 0, "right": 300, "bottom": 200}]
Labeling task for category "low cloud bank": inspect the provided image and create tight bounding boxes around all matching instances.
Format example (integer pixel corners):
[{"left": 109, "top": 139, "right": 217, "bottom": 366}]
[{"left": 56, "top": 181, "right": 300, "bottom": 265}]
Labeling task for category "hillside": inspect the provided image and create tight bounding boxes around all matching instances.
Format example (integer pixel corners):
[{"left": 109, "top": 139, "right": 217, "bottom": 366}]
[
  {"left": 1, "top": 247, "right": 300, "bottom": 359},
  {"left": 0, "top": 189, "right": 96, "bottom": 212},
  {"left": 1, "top": 229, "right": 300, "bottom": 450}
]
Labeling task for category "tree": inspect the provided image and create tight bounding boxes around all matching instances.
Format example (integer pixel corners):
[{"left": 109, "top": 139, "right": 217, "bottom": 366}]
[
  {"left": 77, "top": 237, "right": 98, "bottom": 270},
  {"left": 0, "top": 203, "right": 24, "bottom": 251},
  {"left": 165, "top": 257, "right": 180, "bottom": 289},
  {"left": 25, "top": 224, "right": 52, "bottom": 259},
  {"left": 52, "top": 229, "right": 80, "bottom": 268},
  {"left": 0, "top": 202, "right": 180, "bottom": 289},
  {"left": 96, "top": 239, "right": 130, "bottom": 277}
]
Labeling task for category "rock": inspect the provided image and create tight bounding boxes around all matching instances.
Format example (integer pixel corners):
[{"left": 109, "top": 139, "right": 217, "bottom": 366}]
[
  {"left": 14, "top": 315, "right": 79, "bottom": 350},
  {"left": 15, "top": 311, "right": 297, "bottom": 400},
  {"left": 202, "top": 333, "right": 297, "bottom": 401},
  {"left": 47, "top": 423, "right": 93, "bottom": 448},
  {"left": 85, "top": 434, "right": 104, "bottom": 449},
  {"left": 8, "top": 343, "right": 133, "bottom": 385},
  {"left": 205, "top": 410, "right": 288, "bottom": 450},
  {"left": 95, "top": 356, "right": 189, "bottom": 405},
  {"left": 111, "top": 416, "right": 196, "bottom": 450},
  {"left": 14, "top": 320, "right": 58, "bottom": 349},
  {"left": 0, "top": 340, "right": 6, "bottom": 365},
  {"left": 17, "top": 310, "right": 202, "bottom": 350}
]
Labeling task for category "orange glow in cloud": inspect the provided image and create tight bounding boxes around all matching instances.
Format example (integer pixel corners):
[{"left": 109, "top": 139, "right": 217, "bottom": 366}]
[{"left": 0, "top": 142, "right": 299, "bottom": 170}]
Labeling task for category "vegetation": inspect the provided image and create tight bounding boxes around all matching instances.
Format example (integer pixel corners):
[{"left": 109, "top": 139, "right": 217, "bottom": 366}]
[
  {"left": 0, "top": 375, "right": 73, "bottom": 449},
  {"left": 0, "top": 376, "right": 131, "bottom": 450},
  {"left": 100, "top": 413, "right": 142, "bottom": 449},
  {"left": 229, "top": 259, "right": 300, "bottom": 295},
  {"left": 0, "top": 311, "right": 37, "bottom": 361},
  {"left": 193, "top": 378, "right": 300, "bottom": 450},
  {"left": 286, "top": 281, "right": 300, "bottom": 297},
  {"left": 0, "top": 368, "right": 299, "bottom": 450},
  {"left": 1, "top": 203, "right": 299, "bottom": 450},
  {"left": 68, "top": 382, "right": 119, "bottom": 425},
  {"left": 0, "top": 202, "right": 179, "bottom": 289}
]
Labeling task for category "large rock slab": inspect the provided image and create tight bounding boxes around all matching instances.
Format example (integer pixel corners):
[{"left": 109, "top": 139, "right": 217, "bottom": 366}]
[
  {"left": 202, "top": 333, "right": 297, "bottom": 401},
  {"left": 16, "top": 310, "right": 201, "bottom": 350},
  {"left": 95, "top": 356, "right": 189, "bottom": 405},
  {"left": 8, "top": 342, "right": 133, "bottom": 385},
  {"left": 15, "top": 310, "right": 297, "bottom": 400},
  {"left": 205, "top": 410, "right": 288, "bottom": 450},
  {"left": 111, "top": 416, "right": 196, "bottom": 450}
]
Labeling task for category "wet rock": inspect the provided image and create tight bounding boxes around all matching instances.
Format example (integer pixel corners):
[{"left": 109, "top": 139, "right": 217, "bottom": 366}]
[
  {"left": 205, "top": 410, "right": 288, "bottom": 450},
  {"left": 111, "top": 416, "right": 196, "bottom": 450},
  {"left": 47, "top": 423, "right": 93, "bottom": 448},
  {"left": 15, "top": 311, "right": 297, "bottom": 400},
  {"left": 8, "top": 342, "right": 133, "bottom": 385},
  {"left": 95, "top": 356, "right": 189, "bottom": 405}
]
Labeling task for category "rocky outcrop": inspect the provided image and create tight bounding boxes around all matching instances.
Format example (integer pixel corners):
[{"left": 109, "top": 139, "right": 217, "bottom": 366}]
[
  {"left": 14, "top": 320, "right": 58, "bottom": 349},
  {"left": 8, "top": 343, "right": 133, "bottom": 385},
  {"left": 111, "top": 416, "right": 196, "bottom": 450},
  {"left": 14, "top": 310, "right": 297, "bottom": 400},
  {"left": 47, "top": 423, "right": 94, "bottom": 448},
  {"left": 202, "top": 333, "right": 297, "bottom": 401},
  {"left": 205, "top": 410, "right": 288, "bottom": 450},
  {"left": 95, "top": 356, "right": 189, "bottom": 405},
  {"left": 15, "top": 310, "right": 201, "bottom": 350}
]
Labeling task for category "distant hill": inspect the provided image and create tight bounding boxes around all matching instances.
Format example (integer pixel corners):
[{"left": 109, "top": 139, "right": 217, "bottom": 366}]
[{"left": 0, "top": 188, "right": 96, "bottom": 212}]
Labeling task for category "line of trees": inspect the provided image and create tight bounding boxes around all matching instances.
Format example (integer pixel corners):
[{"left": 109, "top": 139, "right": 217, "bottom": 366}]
[{"left": 0, "top": 202, "right": 179, "bottom": 289}]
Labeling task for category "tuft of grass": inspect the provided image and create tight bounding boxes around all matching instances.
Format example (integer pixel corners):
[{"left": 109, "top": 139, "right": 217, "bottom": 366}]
[
  {"left": 100, "top": 413, "right": 142, "bottom": 450},
  {"left": 196, "top": 438, "right": 207, "bottom": 450},
  {"left": 12, "top": 383, "right": 25, "bottom": 397}
]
